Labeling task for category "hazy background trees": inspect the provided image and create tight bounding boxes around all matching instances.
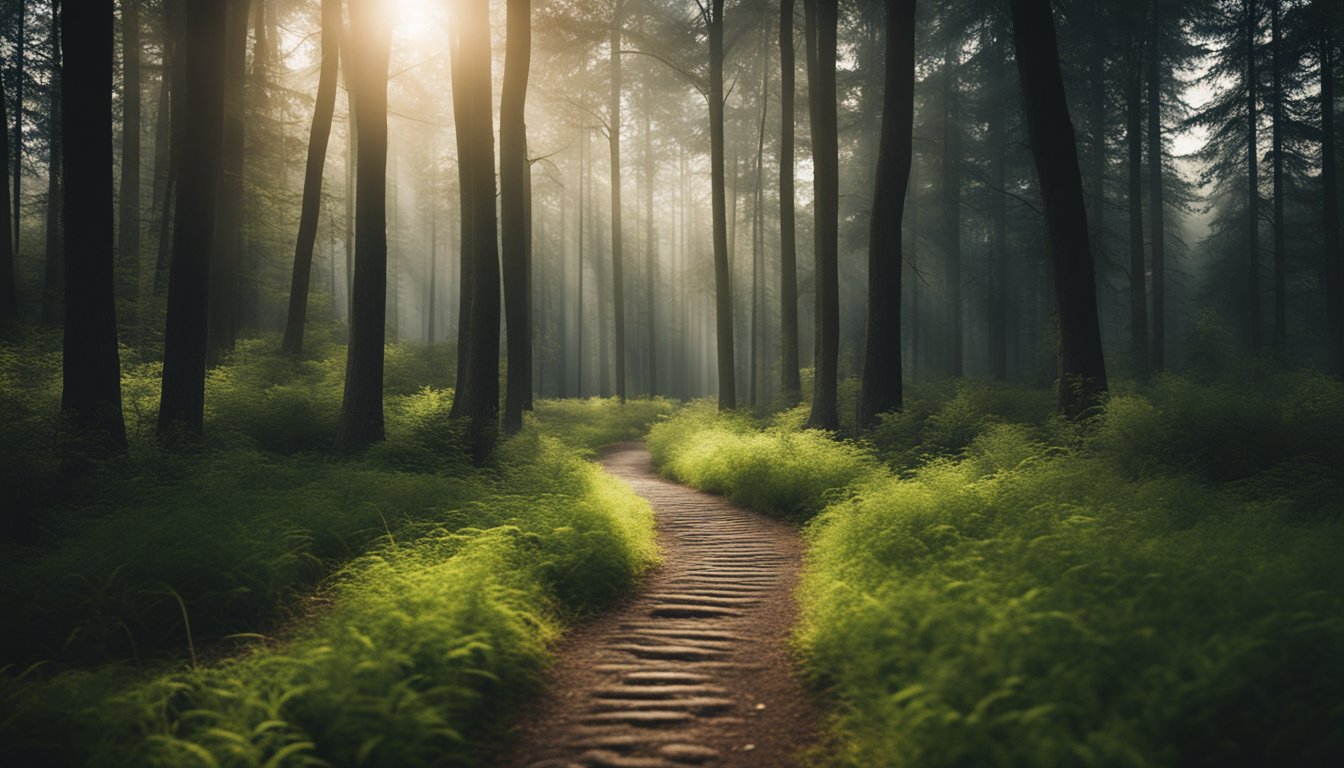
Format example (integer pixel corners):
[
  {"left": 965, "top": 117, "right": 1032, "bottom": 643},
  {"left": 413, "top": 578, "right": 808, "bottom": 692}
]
[{"left": 0, "top": 0, "right": 1340, "bottom": 447}]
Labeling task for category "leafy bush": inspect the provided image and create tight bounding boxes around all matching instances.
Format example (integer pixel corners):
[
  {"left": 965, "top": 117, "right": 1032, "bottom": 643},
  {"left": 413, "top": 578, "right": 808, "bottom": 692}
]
[
  {"left": 649, "top": 402, "right": 880, "bottom": 519},
  {"left": 800, "top": 448, "right": 1344, "bottom": 767},
  {"left": 1091, "top": 370, "right": 1344, "bottom": 481},
  {"left": 867, "top": 380, "right": 1058, "bottom": 470},
  {"left": 2, "top": 438, "right": 657, "bottom": 767},
  {"left": 530, "top": 396, "right": 676, "bottom": 454}
]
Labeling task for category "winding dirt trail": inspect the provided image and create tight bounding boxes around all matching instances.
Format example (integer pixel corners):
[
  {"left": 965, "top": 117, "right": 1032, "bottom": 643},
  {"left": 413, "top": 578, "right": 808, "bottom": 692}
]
[{"left": 497, "top": 443, "right": 820, "bottom": 767}]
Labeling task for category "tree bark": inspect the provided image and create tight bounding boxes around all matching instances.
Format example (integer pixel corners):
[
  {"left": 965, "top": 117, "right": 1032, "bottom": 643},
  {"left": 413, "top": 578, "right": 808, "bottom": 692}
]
[
  {"left": 1009, "top": 0, "right": 1109, "bottom": 418},
  {"left": 158, "top": 0, "right": 226, "bottom": 436},
  {"left": 206, "top": 0, "right": 249, "bottom": 366},
  {"left": 804, "top": 0, "right": 839, "bottom": 430},
  {"left": 281, "top": 0, "right": 341, "bottom": 356},
  {"left": 941, "top": 30, "right": 962, "bottom": 377},
  {"left": 778, "top": 0, "right": 800, "bottom": 403},
  {"left": 153, "top": 0, "right": 182, "bottom": 298},
  {"left": 60, "top": 0, "right": 127, "bottom": 459},
  {"left": 577, "top": 133, "right": 586, "bottom": 396},
  {"left": 750, "top": 29, "right": 769, "bottom": 408},
  {"left": 1125, "top": 21, "right": 1148, "bottom": 377},
  {"left": 708, "top": 0, "right": 736, "bottom": 410},
  {"left": 1271, "top": 0, "right": 1285, "bottom": 354},
  {"left": 449, "top": 30, "right": 474, "bottom": 397},
  {"left": 428, "top": 199, "right": 437, "bottom": 344},
  {"left": 448, "top": 0, "right": 502, "bottom": 462},
  {"left": 858, "top": 0, "right": 915, "bottom": 428},
  {"left": 609, "top": 1, "right": 627, "bottom": 402},
  {"left": 1247, "top": 0, "right": 1262, "bottom": 352},
  {"left": 1322, "top": 0, "right": 1342, "bottom": 378},
  {"left": 643, "top": 86, "right": 657, "bottom": 397},
  {"left": 0, "top": 62, "right": 13, "bottom": 320},
  {"left": 336, "top": 0, "right": 392, "bottom": 451},
  {"left": 1148, "top": 0, "right": 1167, "bottom": 371},
  {"left": 1085, "top": 0, "right": 1106, "bottom": 294},
  {"left": 988, "top": 22, "right": 1008, "bottom": 381},
  {"left": 41, "top": 0, "right": 62, "bottom": 327},
  {"left": 12, "top": 0, "right": 25, "bottom": 265},
  {"left": 118, "top": 0, "right": 141, "bottom": 325},
  {"left": 501, "top": 0, "right": 531, "bottom": 432}
]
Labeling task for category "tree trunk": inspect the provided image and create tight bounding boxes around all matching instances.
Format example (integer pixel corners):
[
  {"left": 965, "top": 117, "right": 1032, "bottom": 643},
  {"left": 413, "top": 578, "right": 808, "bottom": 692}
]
[
  {"left": 609, "top": 1, "right": 627, "bottom": 402},
  {"left": 41, "top": 1, "right": 62, "bottom": 327},
  {"left": 557, "top": 180, "right": 568, "bottom": 396},
  {"left": 501, "top": 0, "right": 531, "bottom": 432},
  {"left": 343, "top": 18, "right": 356, "bottom": 313},
  {"left": 150, "top": 0, "right": 172, "bottom": 239},
  {"left": 804, "top": 0, "right": 839, "bottom": 430},
  {"left": 941, "top": 31, "right": 962, "bottom": 377},
  {"left": 1085, "top": 0, "right": 1106, "bottom": 293},
  {"left": 281, "top": 0, "right": 341, "bottom": 356},
  {"left": 1148, "top": 0, "right": 1167, "bottom": 371},
  {"left": 12, "top": 0, "right": 25, "bottom": 264},
  {"left": 118, "top": 0, "right": 141, "bottom": 326},
  {"left": 450, "top": 29, "right": 474, "bottom": 397},
  {"left": 1271, "top": 0, "right": 1285, "bottom": 354},
  {"left": 336, "top": 0, "right": 392, "bottom": 451},
  {"left": 158, "top": 0, "right": 226, "bottom": 436},
  {"left": 988, "top": 22, "right": 1008, "bottom": 381},
  {"left": 206, "top": 0, "right": 249, "bottom": 366},
  {"left": 643, "top": 86, "right": 657, "bottom": 397},
  {"left": 778, "top": 0, "right": 800, "bottom": 403},
  {"left": 1125, "top": 23, "right": 1148, "bottom": 378},
  {"left": 858, "top": 0, "right": 915, "bottom": 428},
  {"left": 709, "top": 0, "right": 736, "bottom": 410},
  {"left": 576, "top": 133, "right": 586, "bottom": 396},
  {"left": 1247, "top": 0, "right": 1262, "bottom": 353},
  {"left": 1322, "top": 0, "right": 1342, "bottom": 378},
  {"left": 153, "top": 0, "right": 182, "bottom": 298},
  {"left": 60, "top": 0, "right": 127, "bottom": 460},
  {"left": 241, "top": 0, "right": 270, "bottom": 330},
  {"left": 448, "top": 0, "right": 502, "bottom": 462},
  {"left": 750, "top": 28, "right": 769, "bottom": 408},
  {"left": 428, "top": 200, "right": 437, "bottom": 344},
  {"left": 1009, "top": 0, "right": 1109, "bottom": 418},
  {"left": 0, "top": 62, "right": 13, "bottom": 320}
]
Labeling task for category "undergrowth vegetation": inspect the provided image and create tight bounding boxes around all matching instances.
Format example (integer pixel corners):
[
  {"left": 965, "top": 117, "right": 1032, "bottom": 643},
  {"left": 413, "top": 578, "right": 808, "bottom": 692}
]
[
  {"left": 0, "top": 335, "right": 661, "bottom": 766},
  {"left": 649, "top": 369, "right": 1344, "bottom": 766}
]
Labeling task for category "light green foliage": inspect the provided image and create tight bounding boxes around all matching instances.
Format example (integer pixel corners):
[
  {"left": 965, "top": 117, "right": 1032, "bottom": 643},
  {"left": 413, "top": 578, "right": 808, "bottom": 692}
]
[
  {"left": 0, "top": 341, "right": 657, "bottom": 766},
  {"left": 867, "top": 380, "right": 1060, "bottom": 470},
  {"left": 530, "top": 397, "right": 677, "bottom": 454},
  {"left": 653, "top": 378, "right": 1344, "bottom": 766},
  {"left": 648, "top": 401, "right": 881, "bottom": 520}
]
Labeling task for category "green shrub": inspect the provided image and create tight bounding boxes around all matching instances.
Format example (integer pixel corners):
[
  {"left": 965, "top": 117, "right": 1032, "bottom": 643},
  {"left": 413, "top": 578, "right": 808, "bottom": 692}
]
[
  {"left": 868, "top": 380, "right": 1058, "bottom": 470},
  {"left": 1091, "top": 371, "right": 1344, "bottom": 481},
  {"left": 0, "top": 339, "right": 661, "bottom": 766},
  {"left": 530, "top": 396, "right": 676, "bottom": 454},
  {"left": 650, "top": 375, "right": 1344, "bottom": 766},
  {"left": 1, "top": 437, "right": 657, "bottom": 767},
  {"left": 799, "top": 452, "right": 1344, "bottom": 767},
  {"left": 649, "top": 402, "right": 880, "bottom": 519}
]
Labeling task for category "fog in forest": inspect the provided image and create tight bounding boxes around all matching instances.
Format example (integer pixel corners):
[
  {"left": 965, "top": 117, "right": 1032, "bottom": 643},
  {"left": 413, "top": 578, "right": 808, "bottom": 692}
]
[{"left": 5, "top": 0, "right": 1337, "bottom": 420}]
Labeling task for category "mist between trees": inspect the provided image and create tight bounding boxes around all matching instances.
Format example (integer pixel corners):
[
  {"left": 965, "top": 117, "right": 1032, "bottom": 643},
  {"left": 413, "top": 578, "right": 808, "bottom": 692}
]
[{"left": 0, "top": 0, "right": 1340, "bottom": 460}]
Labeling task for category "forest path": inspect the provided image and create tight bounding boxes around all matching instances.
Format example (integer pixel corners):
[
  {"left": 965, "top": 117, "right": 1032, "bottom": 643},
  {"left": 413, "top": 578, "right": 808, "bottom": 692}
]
[{"left": 497, "top": 443, "right": 820, "bottom": 768}]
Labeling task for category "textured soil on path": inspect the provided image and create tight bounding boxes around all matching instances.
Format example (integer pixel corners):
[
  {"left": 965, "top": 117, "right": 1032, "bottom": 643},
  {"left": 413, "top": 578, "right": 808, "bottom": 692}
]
[{"left": 496, "top": 443, "right": 821, "bottom": 768}]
